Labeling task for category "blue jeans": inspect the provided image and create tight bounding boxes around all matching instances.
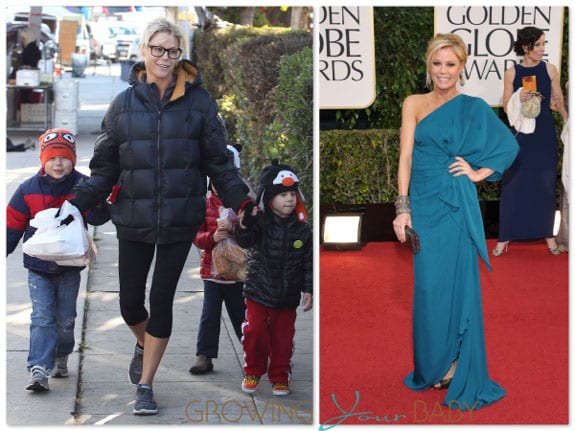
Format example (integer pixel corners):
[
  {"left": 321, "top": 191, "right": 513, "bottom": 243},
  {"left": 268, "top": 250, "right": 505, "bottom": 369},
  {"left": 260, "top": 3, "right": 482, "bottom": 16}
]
[
  {"left": 196, "top": 280, "right": 245, "bottom": 358},
  {"left": 27, "top": 270, "right": 81, "bottom": 371}
]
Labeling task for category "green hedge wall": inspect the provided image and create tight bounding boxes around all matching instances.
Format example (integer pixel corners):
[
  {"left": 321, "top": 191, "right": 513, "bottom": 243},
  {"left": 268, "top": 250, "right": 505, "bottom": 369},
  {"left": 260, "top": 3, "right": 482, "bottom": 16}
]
[
  {"left": 193, "top": 26, "right": 313, "bottom": 218},
  {"left": 320, "top": 130, "right": 400, "bottom": 204},
  {"left": 320, "top": 129, "right": 504, "bottom": 205}
]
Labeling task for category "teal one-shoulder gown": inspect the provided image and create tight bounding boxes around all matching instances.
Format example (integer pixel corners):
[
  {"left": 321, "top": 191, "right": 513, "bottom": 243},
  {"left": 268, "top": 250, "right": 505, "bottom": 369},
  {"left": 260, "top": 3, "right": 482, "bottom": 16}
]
[{"left": 404, "top": 95, "right": 519, "bottom": 411}]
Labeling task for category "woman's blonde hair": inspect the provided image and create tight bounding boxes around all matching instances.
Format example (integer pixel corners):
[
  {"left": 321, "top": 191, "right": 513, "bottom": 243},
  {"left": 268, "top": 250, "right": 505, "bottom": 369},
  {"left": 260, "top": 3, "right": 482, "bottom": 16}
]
[
  {"left": 140, "top": 17, "right": 186, "bottom": 56},
  {"left": 425, "top": 33, "right": 467, "bottom": 88}
]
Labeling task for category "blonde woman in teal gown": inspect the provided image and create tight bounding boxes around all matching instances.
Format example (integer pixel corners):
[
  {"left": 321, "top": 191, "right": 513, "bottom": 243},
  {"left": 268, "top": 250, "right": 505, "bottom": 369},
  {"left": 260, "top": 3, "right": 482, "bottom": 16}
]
[{"left": 392, "top": 33, "right": 519, "bottom": 411}]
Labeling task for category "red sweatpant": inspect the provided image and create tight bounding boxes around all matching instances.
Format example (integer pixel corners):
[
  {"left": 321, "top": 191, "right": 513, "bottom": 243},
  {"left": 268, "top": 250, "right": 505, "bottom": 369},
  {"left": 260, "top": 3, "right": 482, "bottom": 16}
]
[{"left": 242, "top": 298, "right": 297, "bottom": 383}]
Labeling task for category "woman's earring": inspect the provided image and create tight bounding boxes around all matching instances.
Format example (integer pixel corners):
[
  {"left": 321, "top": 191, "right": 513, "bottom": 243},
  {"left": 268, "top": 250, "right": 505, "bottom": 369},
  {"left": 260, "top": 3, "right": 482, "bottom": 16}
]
[
  {"left": 459, "top": 73, "right": 465, "bottom": 86},
  {"left": 426, "top": 72, "right": 432, "bottom": 89}
]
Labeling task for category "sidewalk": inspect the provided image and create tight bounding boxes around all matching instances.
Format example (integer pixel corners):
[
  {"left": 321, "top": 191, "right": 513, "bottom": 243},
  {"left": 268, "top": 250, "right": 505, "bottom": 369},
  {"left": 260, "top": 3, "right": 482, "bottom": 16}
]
[{"left": 4, "top": 62, "right": 314, "bottom": 426}]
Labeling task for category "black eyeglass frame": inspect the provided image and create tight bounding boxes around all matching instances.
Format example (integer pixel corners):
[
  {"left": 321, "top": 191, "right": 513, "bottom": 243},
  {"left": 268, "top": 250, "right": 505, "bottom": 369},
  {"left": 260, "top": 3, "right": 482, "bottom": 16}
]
[{"left": 147, "top": 45, "right": 183, "bottom": 60}]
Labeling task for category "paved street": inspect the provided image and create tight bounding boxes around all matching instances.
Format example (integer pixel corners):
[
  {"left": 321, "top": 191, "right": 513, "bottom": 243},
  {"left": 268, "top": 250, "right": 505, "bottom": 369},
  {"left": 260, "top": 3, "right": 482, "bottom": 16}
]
[{"left": 4, "top": 61, "right": 314, "bottom": 426}]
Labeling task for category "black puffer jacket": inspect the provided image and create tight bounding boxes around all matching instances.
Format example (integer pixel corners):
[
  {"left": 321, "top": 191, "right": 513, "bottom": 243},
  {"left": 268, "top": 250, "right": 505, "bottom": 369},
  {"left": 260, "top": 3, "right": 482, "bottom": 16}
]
[
  {"left": 74, "top": 60, "right": 249, "bottom": 244},
  {"left": 235, "top": 212, "right": 313, "bottom": 309}
]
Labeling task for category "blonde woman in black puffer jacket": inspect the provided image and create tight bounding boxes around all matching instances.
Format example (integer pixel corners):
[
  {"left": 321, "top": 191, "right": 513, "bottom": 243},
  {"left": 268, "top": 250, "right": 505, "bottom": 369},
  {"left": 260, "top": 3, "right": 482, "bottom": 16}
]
[{"left": 71, "top": 17, "right": 254, "bottom": 415}]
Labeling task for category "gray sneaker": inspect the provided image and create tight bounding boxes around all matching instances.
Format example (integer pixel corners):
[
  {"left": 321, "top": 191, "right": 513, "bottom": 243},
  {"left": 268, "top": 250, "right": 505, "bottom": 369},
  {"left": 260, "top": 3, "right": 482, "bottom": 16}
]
[
  {"left": 26, "top": 365, "right": 50, "bottom": 392},
  {"left": 133, "top": 384, "right": 158, "bottom": 415},
  {"left": 52, "top": 355, "right": 69, "bottom": 378},
  {"left": 129, "top": 344, "right": 144, "bottom": 385}
]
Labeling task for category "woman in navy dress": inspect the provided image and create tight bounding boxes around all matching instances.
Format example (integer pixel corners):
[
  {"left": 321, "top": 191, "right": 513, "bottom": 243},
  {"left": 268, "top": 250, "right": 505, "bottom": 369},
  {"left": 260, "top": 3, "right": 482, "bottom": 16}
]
[
  {"left": 392, "top": 33, "right": 518, "bottom": 410},
  {"left": 493, "top": 27, "right": 569, "bottom": 256}
]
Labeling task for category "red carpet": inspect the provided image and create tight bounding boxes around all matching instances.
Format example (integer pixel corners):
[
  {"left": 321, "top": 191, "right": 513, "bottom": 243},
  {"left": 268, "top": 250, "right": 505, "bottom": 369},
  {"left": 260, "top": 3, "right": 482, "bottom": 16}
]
[{"left": 319, "top": 240, "right": 569, "bottom": 425}]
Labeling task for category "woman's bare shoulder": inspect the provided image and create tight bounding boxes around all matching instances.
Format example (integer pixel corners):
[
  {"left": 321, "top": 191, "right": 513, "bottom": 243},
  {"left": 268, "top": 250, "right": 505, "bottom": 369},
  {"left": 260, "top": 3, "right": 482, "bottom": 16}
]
[
  {"left": 403, "top": 93, "right": 427, "bottom": 109},
  {"left": 545, "top": 61, "right": 559, "bottom": 77},
  {"left": 504, "top": 65, "right": 516, "bottom": 76},
  {"left": 404, "top": 93, "right": 427, "bottom": 103}
]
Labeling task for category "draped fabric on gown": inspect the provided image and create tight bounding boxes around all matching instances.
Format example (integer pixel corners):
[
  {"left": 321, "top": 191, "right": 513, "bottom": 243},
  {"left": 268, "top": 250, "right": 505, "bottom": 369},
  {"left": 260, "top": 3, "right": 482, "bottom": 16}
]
[
  {"left": 498, "top": 62, "right": 558, "bottom": 241},
  {"left": 403, "top": 95, "right": 518, "bottom": 410}
]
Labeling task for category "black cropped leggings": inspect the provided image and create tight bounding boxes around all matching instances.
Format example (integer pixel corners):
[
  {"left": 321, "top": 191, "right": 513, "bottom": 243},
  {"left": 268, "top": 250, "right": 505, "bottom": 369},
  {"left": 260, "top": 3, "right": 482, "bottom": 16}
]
[{"left": 118, "top": 240, "right": 192, "bottom": 338}]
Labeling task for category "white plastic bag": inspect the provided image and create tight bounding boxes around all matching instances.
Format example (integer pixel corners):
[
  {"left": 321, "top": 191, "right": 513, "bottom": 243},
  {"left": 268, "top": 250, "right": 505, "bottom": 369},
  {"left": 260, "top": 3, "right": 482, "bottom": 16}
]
[
  {"left": 54, "top": 234, "right": 97, "bottom": 267},
  {"left": 23, "top": 201, "right": 90, "bottom": 262}
]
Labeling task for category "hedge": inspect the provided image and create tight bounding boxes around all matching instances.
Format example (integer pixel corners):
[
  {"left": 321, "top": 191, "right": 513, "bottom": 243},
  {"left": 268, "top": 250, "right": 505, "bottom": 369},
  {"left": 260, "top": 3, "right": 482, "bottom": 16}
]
[
  {"left": 193, "top": 25, "right": 313, "bottom": 219},
  {"left": 320, "top": 129, "right": 503, "bottom": 205},
  {"left": 320, "top": 130, "right": 400, "bottom": 204}
]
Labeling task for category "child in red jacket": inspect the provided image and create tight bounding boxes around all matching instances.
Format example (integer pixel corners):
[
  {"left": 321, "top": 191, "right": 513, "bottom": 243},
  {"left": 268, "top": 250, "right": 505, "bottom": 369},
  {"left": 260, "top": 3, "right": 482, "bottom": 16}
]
[{"left": 189, "top": 146, "right": 246, "bottom": 374}]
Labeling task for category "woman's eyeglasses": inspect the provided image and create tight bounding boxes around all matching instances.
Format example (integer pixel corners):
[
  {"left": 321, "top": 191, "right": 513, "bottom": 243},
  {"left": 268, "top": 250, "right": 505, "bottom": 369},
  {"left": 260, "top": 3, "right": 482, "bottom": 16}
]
[{"left": 148, "top": 45, "right": 182, "bottom": 60}]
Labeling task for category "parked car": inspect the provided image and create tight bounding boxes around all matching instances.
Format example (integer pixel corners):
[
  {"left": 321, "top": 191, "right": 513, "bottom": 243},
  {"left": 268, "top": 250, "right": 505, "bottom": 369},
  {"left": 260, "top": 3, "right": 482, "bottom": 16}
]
[
  {"left": 108, "top": 23, "right": 139, "bottom": 61},
  {"left": 125, "top": 37, "right": 142, "bottom": 60},
  {"left": 85, "top": 21, "right": 138, "bottom": 62}
]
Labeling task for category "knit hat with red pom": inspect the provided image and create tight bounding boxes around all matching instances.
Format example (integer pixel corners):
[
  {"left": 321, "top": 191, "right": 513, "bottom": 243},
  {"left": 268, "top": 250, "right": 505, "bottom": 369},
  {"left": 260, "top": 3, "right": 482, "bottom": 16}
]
[
  {"left": 39, "top": 128, "right": 77, "bottom": 167},
  {"left": 256, "top": 160, "right": 307, "bottom": 221}
]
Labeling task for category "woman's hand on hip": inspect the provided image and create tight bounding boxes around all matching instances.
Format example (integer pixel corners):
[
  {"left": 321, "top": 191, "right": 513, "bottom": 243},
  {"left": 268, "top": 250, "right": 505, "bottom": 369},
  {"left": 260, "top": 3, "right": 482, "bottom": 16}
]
[{"left": 448, "top": 156, "right": 482, "bottom": 182}]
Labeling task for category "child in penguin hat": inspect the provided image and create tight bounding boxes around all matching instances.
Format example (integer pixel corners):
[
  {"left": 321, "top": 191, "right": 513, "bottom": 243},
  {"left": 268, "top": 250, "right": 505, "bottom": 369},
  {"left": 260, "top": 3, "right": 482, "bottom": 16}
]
[
  {"left": 235, "top": 159, "right": 313, "bottom": 396},
  {"left": 255, "top": 160, "right": 307, "bottom": 221}
]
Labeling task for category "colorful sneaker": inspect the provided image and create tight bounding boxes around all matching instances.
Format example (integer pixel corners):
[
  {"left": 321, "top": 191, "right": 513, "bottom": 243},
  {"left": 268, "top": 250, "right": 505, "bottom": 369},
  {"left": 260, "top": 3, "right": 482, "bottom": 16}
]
[
  {"left": 52, "top": 355, "right": 69, "bottom": 378},
  {"left": 129, "top": 343, "right": 144, "bottom": 385},
  {"left": 241, "top": 375, "right": 260, "bottom": 393},
  {"left": 133, "top": 384, "right": 158, "bottom": 415},
  {"left": 272, "top": 382, "right": 290, "bottom": 396},
  {"left": 26, "top": 365, "right": 50, "bottom": 392}
]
